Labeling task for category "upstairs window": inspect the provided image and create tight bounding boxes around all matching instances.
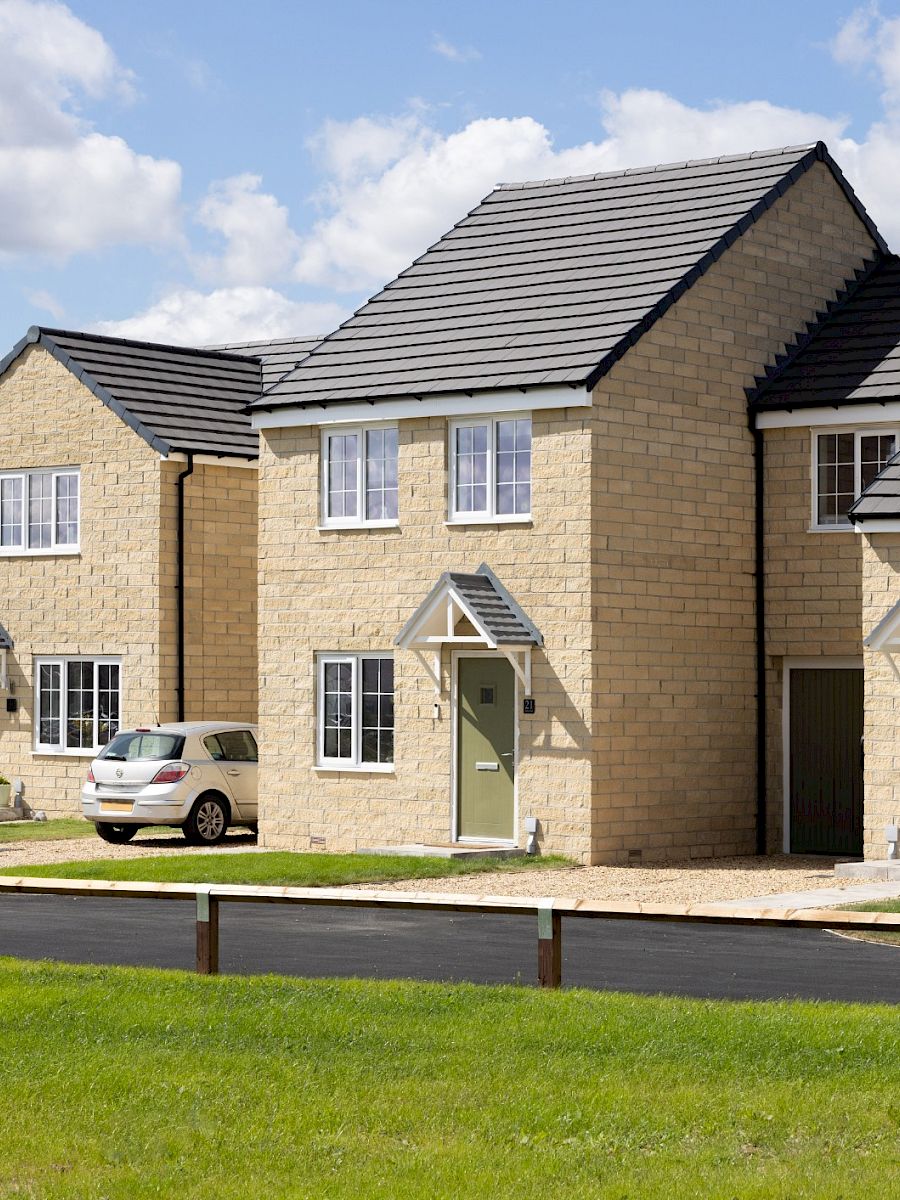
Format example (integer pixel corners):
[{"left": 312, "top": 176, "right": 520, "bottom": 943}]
[
  {"left": 814, "top": 431, "right": 898, "bottom": 528},
  {"left": 34, "top": 657, "right": 120, "bottom": 754},
  {"left": 321, "top": 427, "right": 398, "bottom": 527},
  {"left": 0, "top": 468, "right": 79, "bottom": 553},
  {"left": 449, "top": 416, "right": 531, "bottom": 521}
]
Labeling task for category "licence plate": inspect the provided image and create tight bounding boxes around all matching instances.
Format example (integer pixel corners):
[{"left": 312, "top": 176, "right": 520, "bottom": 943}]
[{"left": 100, "top": 801, "right": 133, "bottom": 813}]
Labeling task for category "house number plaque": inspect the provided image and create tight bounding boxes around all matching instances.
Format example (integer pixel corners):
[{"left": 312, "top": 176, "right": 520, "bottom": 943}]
[{"left": 523, "top": 697, "right": 536, "bottom": 714}]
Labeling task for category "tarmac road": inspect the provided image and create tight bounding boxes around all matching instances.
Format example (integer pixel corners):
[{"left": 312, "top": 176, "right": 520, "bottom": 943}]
[{"left": 1, "top": 893, "right": 898, "bottom": 1002}]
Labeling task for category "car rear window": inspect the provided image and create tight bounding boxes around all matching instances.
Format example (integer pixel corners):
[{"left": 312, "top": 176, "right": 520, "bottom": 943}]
[{"left": 99, "top": 732, "right": 185, "bottom": 761}]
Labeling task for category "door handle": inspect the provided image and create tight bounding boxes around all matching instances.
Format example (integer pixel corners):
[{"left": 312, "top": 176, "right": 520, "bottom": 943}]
[
  {"left": 475, "top": 762, "right": 499, "bottom": 771},
  {"left": 226, "top": 769, "right": 240, "bottom": 776}
]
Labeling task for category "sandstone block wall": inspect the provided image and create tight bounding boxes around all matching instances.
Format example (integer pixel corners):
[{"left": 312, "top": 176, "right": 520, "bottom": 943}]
[{"left": 861, "top": 535, "right": 900, "bottom": 859}]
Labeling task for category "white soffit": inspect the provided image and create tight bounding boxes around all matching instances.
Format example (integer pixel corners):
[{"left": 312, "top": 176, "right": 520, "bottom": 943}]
[
  {"left": 756, "top": 403, "right": 900, "bottom": 429},
  {"left": 251, "top": 383, "right": 590, "bottom": 430}
]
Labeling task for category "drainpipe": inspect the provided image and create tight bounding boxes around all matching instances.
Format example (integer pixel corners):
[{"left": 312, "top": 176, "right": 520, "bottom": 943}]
[
  {"left": 176, "top": 453, "right": 195, "bottom": 722},
  {"left": 753, "top": 425, "right": 767, "bottom": 856}
]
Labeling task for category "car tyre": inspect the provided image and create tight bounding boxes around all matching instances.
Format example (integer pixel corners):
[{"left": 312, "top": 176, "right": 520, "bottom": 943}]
[
  {"left": 183, "top": 793, "right": 229, "bottom": 845},
  {"left": 95, "top": 823, "right": 138, "bottom": 844}
]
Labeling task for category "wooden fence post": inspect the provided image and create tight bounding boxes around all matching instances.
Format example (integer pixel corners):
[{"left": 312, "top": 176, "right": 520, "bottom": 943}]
[
  {"left": 196, "top": 888, "right": 219, "bottom": 975},
  {"left": 537, "top": 902, "right": 561, "bottom": 988}
]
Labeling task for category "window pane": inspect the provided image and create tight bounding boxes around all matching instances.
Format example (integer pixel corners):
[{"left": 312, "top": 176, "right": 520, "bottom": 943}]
[
  {"left": 66, "top": 660, "right": 95, "bottom": 749},
  {"left": 327, "top": 434, "right": 359, "bottom": 520},
  {"left": 0, "top": 476, "right": 23, "bottom": 548},
  {"left": 215, "top": 729, "right": 258, "bottom": 761},
  {"left": 496, "top": 418, "right": 531, "bottom": 516},
  {"left": 365, "top": 427, "right": 398, "bottom": 521},
  {"left": 38, "top": 663, "right": 61, "bottom": 746},
  {"left": 455, "top": 425, "right": 489, "bottom": 514},
  {"left": 860, "top": 433, "right": 897, "bottom": 491},
  {"left": 322, "top": 659, "right": 353, "bottom": 759},
  {"left": 28, "top": 473, "right": 52, "bottom": 549},
  {"left": 55, "top": 473, "right": 79, "bottom": 545},
  {"left": 361, "top": 656, "right": 394, "bottom": 764},
  {"left": 97, "top": 663, "right": 120, "bottom": 746},
  {"left": 816, "top": 433, "right": 854, "bottom": 526}
]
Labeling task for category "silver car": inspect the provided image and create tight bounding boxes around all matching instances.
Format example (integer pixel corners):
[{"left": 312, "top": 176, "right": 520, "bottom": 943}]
[{"left": 81, "top": 722, "right": 258, "bottom": 845}]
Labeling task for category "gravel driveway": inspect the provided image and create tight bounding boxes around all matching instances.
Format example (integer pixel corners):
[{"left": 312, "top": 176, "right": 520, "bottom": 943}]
[{"left": 0, "top": 831, "right": 850, "bottom": 905}]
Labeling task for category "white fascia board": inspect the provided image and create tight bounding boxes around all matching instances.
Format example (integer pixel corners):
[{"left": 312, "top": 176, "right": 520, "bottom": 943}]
[
  {"left": 756, "top": 403, "right": 900, "bottom": 429},
  {"left": 162, "top": 452, "right": 257, "bottom": 469},
  {"left": 251, "top": 384, "right": 589, "bottom": 430},
  {"left": 854, "top": 519, "right": 900, "bottom": 533}
]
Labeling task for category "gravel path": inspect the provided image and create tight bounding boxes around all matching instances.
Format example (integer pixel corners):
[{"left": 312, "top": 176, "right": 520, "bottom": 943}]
[{"left": 0, "top": 834, "right": 852, "bottom": 905}]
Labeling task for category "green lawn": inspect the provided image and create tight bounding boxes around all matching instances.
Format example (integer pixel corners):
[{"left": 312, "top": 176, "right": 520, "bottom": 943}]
[
  {"left": 0, "top": 958, "right": 896, "bottom": 1199},
  {"left": 0, "top": 818, "right": 98, "bottom": 843},
  {"left": 0, "top": 849, "right": 573, "bottom": 887}
]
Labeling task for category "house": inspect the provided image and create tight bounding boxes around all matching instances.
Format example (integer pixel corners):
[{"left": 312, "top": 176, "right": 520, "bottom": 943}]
[
  {"left": 0, "top": 326, "right": 316, "bottom": 815},
  {"left": 248, "top": 141, "right": 885, "bottom": 864},
  {"left": 748, "top": 256, "right": 900, "bottom": 860}
]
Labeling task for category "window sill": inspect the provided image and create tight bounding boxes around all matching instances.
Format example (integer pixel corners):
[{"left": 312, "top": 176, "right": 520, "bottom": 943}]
[
  {"left": 807, "top": 525, "right": 859, "bottom": 534},
  {"left": 31, "top": 749, "right": 98, "bottom": 758},
  {"left": 0, "top": 547, "right": 81, "bottom": 557},
  {"left": 316, "top": 522, "right": 400, "bottom": 532},
  {"left": 313, "top": 764, "right": 395, "bottom": 775},
  {"left": 444, "top": 517, "right": 533, "bottom": 527}
]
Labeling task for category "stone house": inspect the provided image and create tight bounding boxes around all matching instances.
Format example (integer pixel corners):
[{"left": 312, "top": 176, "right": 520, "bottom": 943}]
[
  {"left": 248, "top": 141, "right": 887, "bottom": 864},
  {"left": 0, "top": 327, "right": 315, "bottom": 815}
]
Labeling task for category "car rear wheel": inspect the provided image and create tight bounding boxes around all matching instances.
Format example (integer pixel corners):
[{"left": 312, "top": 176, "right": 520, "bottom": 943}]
[
  {"left": 95, "top": 823, "right": 138, "bottom": 844},
  {"left": 183, "top": 793, "right": 229, "bottom": 845}
]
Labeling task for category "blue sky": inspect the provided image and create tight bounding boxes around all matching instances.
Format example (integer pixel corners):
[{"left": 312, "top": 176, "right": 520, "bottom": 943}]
[{"left": 2, "top": 0, "right": 900, "bottom": 350}]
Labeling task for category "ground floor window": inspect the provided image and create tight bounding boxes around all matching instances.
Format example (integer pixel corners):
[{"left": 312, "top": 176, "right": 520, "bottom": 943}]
[
  {"left": 34, "top": 657, "right": 121, "bottom": 753},
  {"left": 316, "top": 653, "right": 394, "bottom": 769}
]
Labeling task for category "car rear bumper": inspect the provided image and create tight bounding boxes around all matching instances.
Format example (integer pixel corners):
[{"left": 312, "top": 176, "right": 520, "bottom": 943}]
[{"left": 81, "top": 788, "right": 194, "bottom": 826}]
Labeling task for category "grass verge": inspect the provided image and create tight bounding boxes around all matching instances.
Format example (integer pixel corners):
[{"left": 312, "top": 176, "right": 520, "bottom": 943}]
[
  {"left": 0, "top": 818, "right": 97, "bottom": 844},
  {"left": 0, "top": 850, "right": 573, "bottom": 887},
  {"left": 0, "top": 958, "right": 897, "bottom": 1199},
  {"left": 839, "top": 898, "right": 900, "bottom": 946}
]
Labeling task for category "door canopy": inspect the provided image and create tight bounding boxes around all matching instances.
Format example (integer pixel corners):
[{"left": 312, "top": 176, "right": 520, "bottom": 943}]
[
  {"left": 865, "top": 599, "right": 900, "bottom": 682},
  {"left": 396, "top": 563, "right": 542, "bottom": 695}
]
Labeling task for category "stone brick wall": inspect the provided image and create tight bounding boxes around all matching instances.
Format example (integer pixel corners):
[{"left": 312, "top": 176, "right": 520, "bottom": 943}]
[
  {"left": 589, "top": 161, "right": 877, "bottom": 863},
  {"left": 159, "top": 460, "right": 258, "bottom": 724},
  {"left": 861, "top": 535, "right": 900, "bottom": 859},
  {"left": 0, "top": 346, "right": 164, "bottom": 815},
  {"left": 257, "top": 412, "right": 595, "bottom": 860}
]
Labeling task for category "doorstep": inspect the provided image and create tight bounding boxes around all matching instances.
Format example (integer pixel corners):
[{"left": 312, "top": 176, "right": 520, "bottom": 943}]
[
  {"left": 834, "top": 860, "right": 900, "bottom": 881},
  {"left": 359, "top": 842, "right": 526, "bottom": 861}
]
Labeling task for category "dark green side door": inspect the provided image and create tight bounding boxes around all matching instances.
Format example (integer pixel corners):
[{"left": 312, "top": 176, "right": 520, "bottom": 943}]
[
  {"left": 789, "top": 668, "right": 863, "bottom": 855},
  {"left": 457, "top": 658, "right": 515, "bottom": 840}
]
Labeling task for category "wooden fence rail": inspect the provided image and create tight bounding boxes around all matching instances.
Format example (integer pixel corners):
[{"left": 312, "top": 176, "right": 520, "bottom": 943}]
[{"left": 1, "top": 876, "right": 898, "bottom": 987}]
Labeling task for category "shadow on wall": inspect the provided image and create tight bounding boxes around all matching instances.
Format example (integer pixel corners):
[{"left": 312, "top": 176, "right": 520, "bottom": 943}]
[{"left": 518, "top": 652, "right": 591, "bottom": 763}]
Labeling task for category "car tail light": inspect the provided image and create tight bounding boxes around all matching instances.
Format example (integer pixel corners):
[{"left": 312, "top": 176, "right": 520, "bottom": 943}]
[
  {"left": 86, "top": 767, "right": 95, "bottom": 783},
  {"left": 150, "top": 762, "right": 190, "bottom": 785}
]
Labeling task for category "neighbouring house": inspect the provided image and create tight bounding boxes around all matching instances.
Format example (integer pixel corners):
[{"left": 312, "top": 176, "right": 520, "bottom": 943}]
[
  {"left": 248, "top": 141, "right": 887, "bottom": 864},
  {"left": 748, "top": 256, "right": 900, "bottom": 860},
  {"left": 0, "top": 326, "right": 316, "bottom": 816}
]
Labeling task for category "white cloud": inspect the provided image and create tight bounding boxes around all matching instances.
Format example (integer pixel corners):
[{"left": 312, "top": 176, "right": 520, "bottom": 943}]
[
  {"left": 308, "top": 114, "right": 426, "bottom": 185},
  {"left": 430, "top": 34, "right": 481, "bottom": 63},
  {"left": 831, "top": 5, "right": 900, "bottom": 103},
  {"left": 195, "top": 174, "right": 300, "bottom": 286},
  {"left": 0, "top": 0, "right": 181, "bottom": 258},
  {"left": 94, "top": 286, "right": 345, "bottom": 346},
  {"left": 24, "top": 287, "right": 65, "bottom": 320}
]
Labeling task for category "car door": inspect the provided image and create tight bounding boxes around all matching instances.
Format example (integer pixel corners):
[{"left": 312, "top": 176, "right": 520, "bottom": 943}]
[{"left": 202, "top": 729, "right": 258, "bottom": 819}]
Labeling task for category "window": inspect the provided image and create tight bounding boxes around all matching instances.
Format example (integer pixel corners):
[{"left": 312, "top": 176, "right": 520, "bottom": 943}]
[
  {"left": 449, "top": 416, "right": 531, "bottom": 520},
  {"left": 814, "top": 430, "right": 899, "bottom": 527},
  {"left": 100, "top": 732, "right": 185, "bottom": 761},
  {"left": 321, "top": 427, "right": 398, "bottom": 527},
  {"left": 317, "top": 654, "right": 394, "bottom": 769},
  {"left": 34, "top": 657, "right": 120, "bottom": 753},
  {"left": 0, "top": 468, "right": 80, "bottom": 553},
  {"left": 203, "top": 730, "right": 258, "bottom": 762}
]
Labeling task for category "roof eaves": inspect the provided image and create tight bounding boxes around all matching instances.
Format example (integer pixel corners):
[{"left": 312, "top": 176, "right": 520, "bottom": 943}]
[
  {"left": 4, "top": 328, "right": 172, "bottom": 457},
  {"left": 849, "top": 447, "right": 900, "bottom": 521}
]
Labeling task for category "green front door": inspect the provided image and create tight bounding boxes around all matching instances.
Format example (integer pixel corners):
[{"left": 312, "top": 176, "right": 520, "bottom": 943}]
[{"left": 457, "top": 657, "right": 515, "bottom": 840}]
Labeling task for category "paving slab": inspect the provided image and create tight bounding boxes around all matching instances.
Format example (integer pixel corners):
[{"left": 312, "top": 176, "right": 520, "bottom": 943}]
[{"left": 704, "top": 880, "right": 900, "bottom": 912}]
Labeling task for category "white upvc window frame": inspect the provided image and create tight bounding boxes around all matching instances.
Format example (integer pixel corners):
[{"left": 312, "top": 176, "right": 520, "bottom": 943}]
[
  {"left": 811, "top": 427, "right": 900, "bottom": 531},
  {"left": 0, "top": 467, "right": 80, "bottom": 555},
  {"left": 319, "top": 425, "right": 399, "bottom": 529},
  {"left": 33, "top": 655, "right": 121, "bottom": 756},
  {"left": 315, "top": 652, "right": 394, "bottom": 772},
  {"left": 447, "top": 413, "right": 532, "bottom": 524}
]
